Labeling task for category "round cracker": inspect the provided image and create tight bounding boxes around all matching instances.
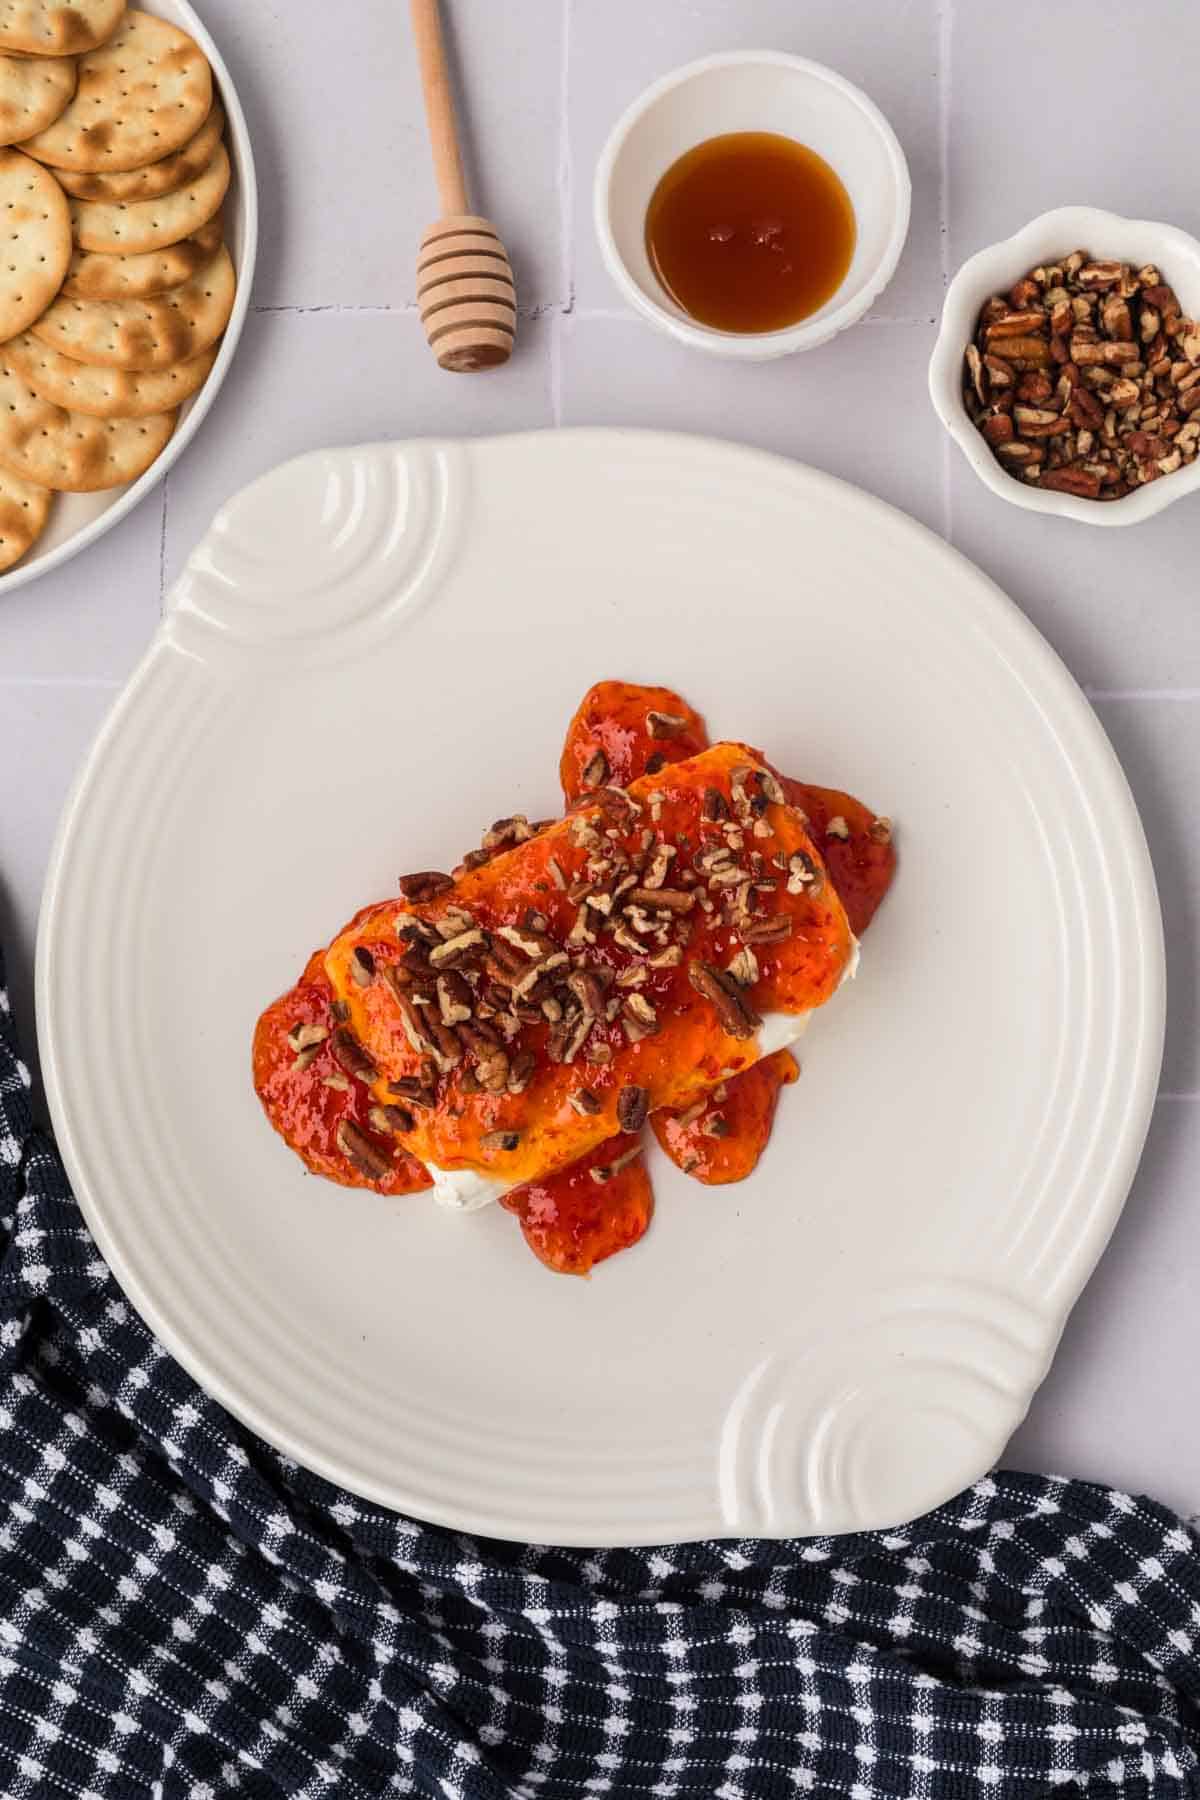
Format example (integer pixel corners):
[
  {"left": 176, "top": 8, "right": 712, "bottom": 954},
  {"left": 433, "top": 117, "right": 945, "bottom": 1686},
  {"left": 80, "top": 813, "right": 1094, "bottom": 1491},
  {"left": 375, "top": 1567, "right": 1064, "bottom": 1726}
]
[
  {"left": 64, "top": 212, "right": 222, "bottom": 298},
  {"left": 5, "top": 326, "right": 216, "bottom": 417},
  {"left": 69, "top": 137, "right": 228, "bottom": 254},
  {"left": 0, "top": 147, "right": 71, "bottom": 339},
  {"left": 31, "top": 240, "right": 234, "bottom": 369},
  {"left": 0, "top": 462, "right": 51, "bottom": 570},
  {"left": 0, "top": 51, "right": 75, "bottom": 144},
  {"left": 21, "top": 9, "right": 211, "bottom": 173},
  {"left": 0, "top": 351, "right": 174, "bottom": 488},
  {"left": 54, "top": 95, "right": 222, "bottom": 202},
  {"left": 0, "top": 1, "right": 124, "bottom": 57}
]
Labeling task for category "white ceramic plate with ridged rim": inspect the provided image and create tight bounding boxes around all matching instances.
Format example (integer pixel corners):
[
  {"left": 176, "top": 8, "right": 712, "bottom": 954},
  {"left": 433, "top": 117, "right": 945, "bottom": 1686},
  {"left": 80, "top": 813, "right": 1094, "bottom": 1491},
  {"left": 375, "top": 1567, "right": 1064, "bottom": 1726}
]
[
  {"left": 0, "top": 0, "right": 257, "bottom": 596},
  {"left": 37, "top": 430, "right": 1163, "bottom": 1545}
]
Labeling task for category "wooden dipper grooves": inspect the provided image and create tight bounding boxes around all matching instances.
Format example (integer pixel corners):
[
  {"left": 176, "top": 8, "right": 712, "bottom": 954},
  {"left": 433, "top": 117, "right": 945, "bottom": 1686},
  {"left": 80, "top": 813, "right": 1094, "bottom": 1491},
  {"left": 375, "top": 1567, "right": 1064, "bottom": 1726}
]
[{"left": 409, "top": 0, "right": 515, "bottom": 372}]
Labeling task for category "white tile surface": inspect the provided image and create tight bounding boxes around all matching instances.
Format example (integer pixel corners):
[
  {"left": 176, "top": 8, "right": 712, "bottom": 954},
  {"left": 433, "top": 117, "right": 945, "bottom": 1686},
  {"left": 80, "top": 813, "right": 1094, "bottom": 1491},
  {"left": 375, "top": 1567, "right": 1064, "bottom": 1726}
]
[
  {"left": 0, "top": 497, "right": 163, "bottom": 685},
  {"left": 1010, "top": 1099, "right": 1200, "bottom": 1523},
  {"left": 3, "top": 0, "right": 1200, "bottom": 1520},
  {"left": 561, "top": 316, "right": 945, "bottom": 534},
  {"left": 195, "top": 0, "right": 565, "bottom": 310},
  {"left": 948, "top": 0, "right": 1200, "bottom": 262}
]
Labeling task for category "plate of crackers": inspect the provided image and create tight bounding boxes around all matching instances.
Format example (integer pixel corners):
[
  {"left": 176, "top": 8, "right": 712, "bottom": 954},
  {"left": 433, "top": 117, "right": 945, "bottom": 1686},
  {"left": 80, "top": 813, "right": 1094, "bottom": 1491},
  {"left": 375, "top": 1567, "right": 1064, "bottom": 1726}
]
[{"left": 0, "top": 0, "right": 256, "bottom": 589}]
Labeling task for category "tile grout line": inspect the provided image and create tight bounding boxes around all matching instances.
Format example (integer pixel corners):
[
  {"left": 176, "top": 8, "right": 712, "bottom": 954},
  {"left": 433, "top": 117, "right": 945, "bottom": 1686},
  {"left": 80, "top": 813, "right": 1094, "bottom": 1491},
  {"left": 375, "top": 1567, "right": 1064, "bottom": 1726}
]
[{"left": 549, "top": 0, "right": 574, "bottom": 425}]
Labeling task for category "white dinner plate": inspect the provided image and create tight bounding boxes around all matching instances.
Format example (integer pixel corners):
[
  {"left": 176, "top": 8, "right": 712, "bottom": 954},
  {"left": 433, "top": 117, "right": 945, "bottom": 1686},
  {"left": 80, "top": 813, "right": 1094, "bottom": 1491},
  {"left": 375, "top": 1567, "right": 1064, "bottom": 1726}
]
[
  {"left": 36, "top": 430, "right": 1164, "bottom": 1544},
  {"left": 0, "top": 0, "right": 257, "bottom": 596}
]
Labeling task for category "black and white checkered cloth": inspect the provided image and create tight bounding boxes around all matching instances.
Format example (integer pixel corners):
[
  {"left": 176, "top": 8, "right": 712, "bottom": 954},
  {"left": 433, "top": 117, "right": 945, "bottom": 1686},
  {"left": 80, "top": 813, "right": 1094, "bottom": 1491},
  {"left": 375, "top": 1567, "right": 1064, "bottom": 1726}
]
[{"left": 2, "top": 950, "right": 1199, "bottom": 1799}]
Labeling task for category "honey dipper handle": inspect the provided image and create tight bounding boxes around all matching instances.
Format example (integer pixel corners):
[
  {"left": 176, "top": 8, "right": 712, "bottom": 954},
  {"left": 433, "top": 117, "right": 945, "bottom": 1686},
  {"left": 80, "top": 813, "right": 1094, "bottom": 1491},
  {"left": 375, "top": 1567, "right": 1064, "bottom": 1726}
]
[{"left": 409, "top": 0, "right": 471, "bottom": 219}]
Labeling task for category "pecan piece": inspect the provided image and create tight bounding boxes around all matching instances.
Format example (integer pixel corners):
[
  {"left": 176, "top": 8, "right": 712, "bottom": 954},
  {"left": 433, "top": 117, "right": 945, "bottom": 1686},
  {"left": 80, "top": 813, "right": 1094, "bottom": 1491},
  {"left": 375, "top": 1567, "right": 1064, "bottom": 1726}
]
[
  {"left": 336, "top": 1121, "right": 392, "bottom": 1181},
  {"left": 581, "top": 748, "right": 609, "bottom": 789},
  {"left": 481, "top": 1129, "right": 520, "bottom": 1152},
  {"left": 330, "top": 1027, "right": 378, "bottom": 1084},
  {"left": 616, "top": 1084, "right": 649, "bottom": 1132},
  {"left": 398, "top": 871, "right": 454, "bottom": 902},
  {"left": 687, "top": 961, "right": 761, "bottom": 1040},
  {"left": 646, "top": 709, "right": 688, "bottom": 739},
  {"left": 1039, "top": 466, "right": 1103, "bottom": 499},
  {"left": 370, "top": 1103, "right": 415, "bottom": 1134},
  {"left": 350, "top": 945, "right": 376, "bottom": 987},
  {"left": 287, "top": 1021, "right": 328, "bottom": 1054},
  {"left": 570, "top": 1088, "right": 603, "bottom": 1116}
]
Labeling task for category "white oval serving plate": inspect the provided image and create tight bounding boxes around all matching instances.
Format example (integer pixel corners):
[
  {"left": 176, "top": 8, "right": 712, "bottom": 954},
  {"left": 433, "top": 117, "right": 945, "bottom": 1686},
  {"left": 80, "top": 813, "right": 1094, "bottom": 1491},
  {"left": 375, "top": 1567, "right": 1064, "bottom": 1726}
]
[
  {"left": 0, "top": 0, "right": 257, "bottom": 597},
  {"left": 36, "top": 430, "right": 1164, "bottom": 1545}
]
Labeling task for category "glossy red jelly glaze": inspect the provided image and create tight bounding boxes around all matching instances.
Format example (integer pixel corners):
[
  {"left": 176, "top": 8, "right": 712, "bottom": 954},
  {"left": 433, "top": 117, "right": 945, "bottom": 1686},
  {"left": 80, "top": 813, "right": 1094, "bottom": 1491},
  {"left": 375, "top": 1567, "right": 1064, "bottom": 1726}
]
[
  {"left": 501, "top": 1135, "right": 653, "bottom": 1275},
  {"left": 650, "top": 1048, "right": 797, "bottom": 1184}
]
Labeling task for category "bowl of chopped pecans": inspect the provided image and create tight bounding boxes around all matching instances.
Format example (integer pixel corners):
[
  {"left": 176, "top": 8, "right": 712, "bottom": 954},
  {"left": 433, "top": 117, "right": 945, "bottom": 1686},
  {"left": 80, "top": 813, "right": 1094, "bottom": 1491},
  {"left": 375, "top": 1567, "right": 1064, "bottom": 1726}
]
[{"left": 930, "top": 206, "right": 1200, "bottom": 525}]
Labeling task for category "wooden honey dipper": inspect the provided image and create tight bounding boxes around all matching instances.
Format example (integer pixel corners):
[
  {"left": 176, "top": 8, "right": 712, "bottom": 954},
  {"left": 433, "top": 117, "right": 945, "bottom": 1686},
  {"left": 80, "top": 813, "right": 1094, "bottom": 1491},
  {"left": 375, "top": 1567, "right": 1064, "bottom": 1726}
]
[{"left": 409, "top": 0, "right": 516, "bottom": 372}]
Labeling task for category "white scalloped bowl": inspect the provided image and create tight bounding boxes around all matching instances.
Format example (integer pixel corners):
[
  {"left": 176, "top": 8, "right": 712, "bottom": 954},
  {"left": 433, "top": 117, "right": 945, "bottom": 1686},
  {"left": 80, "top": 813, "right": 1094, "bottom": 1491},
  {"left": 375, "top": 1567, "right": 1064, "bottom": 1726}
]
[
  {"left": 595, "top": 51, "right": 911, "bottom": 360},
  {"left": 930, "top": 205, "right": 1200, "bottom": 527},
  {"left": 0, "top": 0, "right": 258, "bottom": 596}
]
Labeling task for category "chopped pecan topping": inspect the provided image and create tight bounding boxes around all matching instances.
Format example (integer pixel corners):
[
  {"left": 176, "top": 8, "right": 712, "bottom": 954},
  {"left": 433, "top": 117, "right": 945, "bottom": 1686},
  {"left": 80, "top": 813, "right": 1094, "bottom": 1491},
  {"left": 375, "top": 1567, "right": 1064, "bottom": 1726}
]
[
  {"left": 350, "top": 946, "right": 376, "bottom": 988},
  {"left": 825, "top": 815, "right": 851, "bottom": 841},
  {"left": 740, "top": 916, "right": 794, "bottom": 946},
  {"left": 703, "top": 1113, "right": 730, "bottom": 1139},
  {"left": 388, "top": 1075, "right": 434, "bottom": 1107},
  {"left": 616, "top": 1084, "right": 649, "bottom": 1132},
  {"left": 687, "top": 961, "right": 762, "bottom": 1040},
  {"left": 330, "top": 999, "right": 351, "bottom": 1024},
  {"left": 547, "top": 856, "right": 567, "bottom": 890},
  {"left": 726, "top": 946, "right": 759, "bottom": 987},
  {"left": 786, "top": 852, "right": 822, "bottom": 896},
  {"left": 336, "top": 1120, "right": 392, "bottom": 1180},
  {"left": 581, "top": 748, "right": 610, "bottom": 788},
  {"left": 869, "top": 816, "right": 893, "bottom": 845},
  {"left": 626, "top": 885, "right": 695, "bottom": 913},
  {"left": 644, "top": 751, "right": 667, "bottom": 775},
  {"left": 647, "top": 710, "right": 688, "bottom": 739},
  {"left": 570, "top": 1088, "right": 603, "bottom": 1116},
  {"left": 322, "top": 1071, "right": 351, "bottom": 1092},
  {"left": 481, "top": 1129, "right": 521, "bottom": 1152},
  {"left": 428, "top": 929, "right": 486, "bottom": 968},
  {"left": 291, "top": 1045, "right": 321, "bottom": 1074},
  {"left": 330, "top": 1027, "right": 378, "bottom": 1084},
  {"left": 437, "top": 972, "right": 473, "bottom": 1026},
  {"left": 648, "top": 944, "right": 684, "bottom": 970},
  {"left": 589, "top": 1142, "right": 644, "bottom": 1183},
  {"left": 482, "top": 815, "right": 535, "bottom": 851},
  {"left": 287, "top": 1021, "right": 328, "bottom": 1054},
  {"left": 566, "top": 970, "right": 605, "bottom": 1017},
  {"left": 398, "top": 871, "right": 454, "bottom": 902},
  {"left": 370, "top": 1103, "right": 415, "bottom": 1134},
  {"left": 507, "top": 1049, "right": 537, "bottom": 1095}
]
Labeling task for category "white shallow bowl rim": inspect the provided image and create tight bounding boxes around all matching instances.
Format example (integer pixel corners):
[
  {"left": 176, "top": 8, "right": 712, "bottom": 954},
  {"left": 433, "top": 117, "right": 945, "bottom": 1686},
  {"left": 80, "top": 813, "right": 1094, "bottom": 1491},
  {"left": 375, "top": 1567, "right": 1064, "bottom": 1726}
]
[
  {"left": 0, "top": 0, "right": 259, "bottom": 597},
  {"left": 929, "top": 204, "right": 1200, "bottom": 528},
  {"left": 594, "top": 49, "right": 912, "bottom": 361}
]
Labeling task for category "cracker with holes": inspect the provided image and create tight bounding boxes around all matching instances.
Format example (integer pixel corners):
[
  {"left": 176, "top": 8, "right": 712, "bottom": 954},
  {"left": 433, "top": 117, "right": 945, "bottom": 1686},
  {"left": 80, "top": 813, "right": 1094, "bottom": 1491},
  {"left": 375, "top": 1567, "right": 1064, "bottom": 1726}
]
[
  {"left": 5, "top": 327, "right": 216, "bottom": 418},
  {"left": 0, "top": 51, "right": 75, "bottom": 145},
  {"left": 31, "top": 240, "right": 234, "bottom": 368},
  {"left": 0, "top": 0, "right": 124, "bottom": 57},
  {"left": 55, "top": 95, "right": 222, "bottom": 201},
  {"left": 69, "top": 137, "right": 227, "bottom": 254},
  {"left": 0, "top": 464, "right": 51, "bottom": 570},
  {"left": 64, "top": 210, "right": 221, "bottom": 298},
  {"left": 0, "top": 146, "right": 70, "bottom": 337},
  {"left": 22, "top": 8, "right": 210, "bottom": 172},
  {"left": 0, "top": 353, "right": 174, "bottom": 489}
]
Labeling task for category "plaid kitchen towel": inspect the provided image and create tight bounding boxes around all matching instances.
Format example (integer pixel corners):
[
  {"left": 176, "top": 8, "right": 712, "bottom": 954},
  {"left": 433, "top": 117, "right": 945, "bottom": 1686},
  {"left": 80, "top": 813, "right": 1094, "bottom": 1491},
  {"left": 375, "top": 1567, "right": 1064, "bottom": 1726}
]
[{"left": 1, "top": 951, "right": 1199, "bottom": 1800}]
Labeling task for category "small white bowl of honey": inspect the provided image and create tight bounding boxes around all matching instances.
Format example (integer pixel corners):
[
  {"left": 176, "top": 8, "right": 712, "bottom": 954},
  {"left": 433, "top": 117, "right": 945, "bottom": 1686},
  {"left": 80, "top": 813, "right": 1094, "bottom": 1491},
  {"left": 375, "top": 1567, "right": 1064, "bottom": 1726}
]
[{"left": 595, "top": 51, "right": 911, "bottom": 360}]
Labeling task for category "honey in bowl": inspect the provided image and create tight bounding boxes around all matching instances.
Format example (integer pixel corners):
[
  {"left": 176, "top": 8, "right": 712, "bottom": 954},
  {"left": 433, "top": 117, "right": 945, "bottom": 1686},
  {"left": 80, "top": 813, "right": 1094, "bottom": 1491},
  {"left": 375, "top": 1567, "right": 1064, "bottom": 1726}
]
[{"left": 645, "top": 131, "right": 856, "bottom": 334}]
